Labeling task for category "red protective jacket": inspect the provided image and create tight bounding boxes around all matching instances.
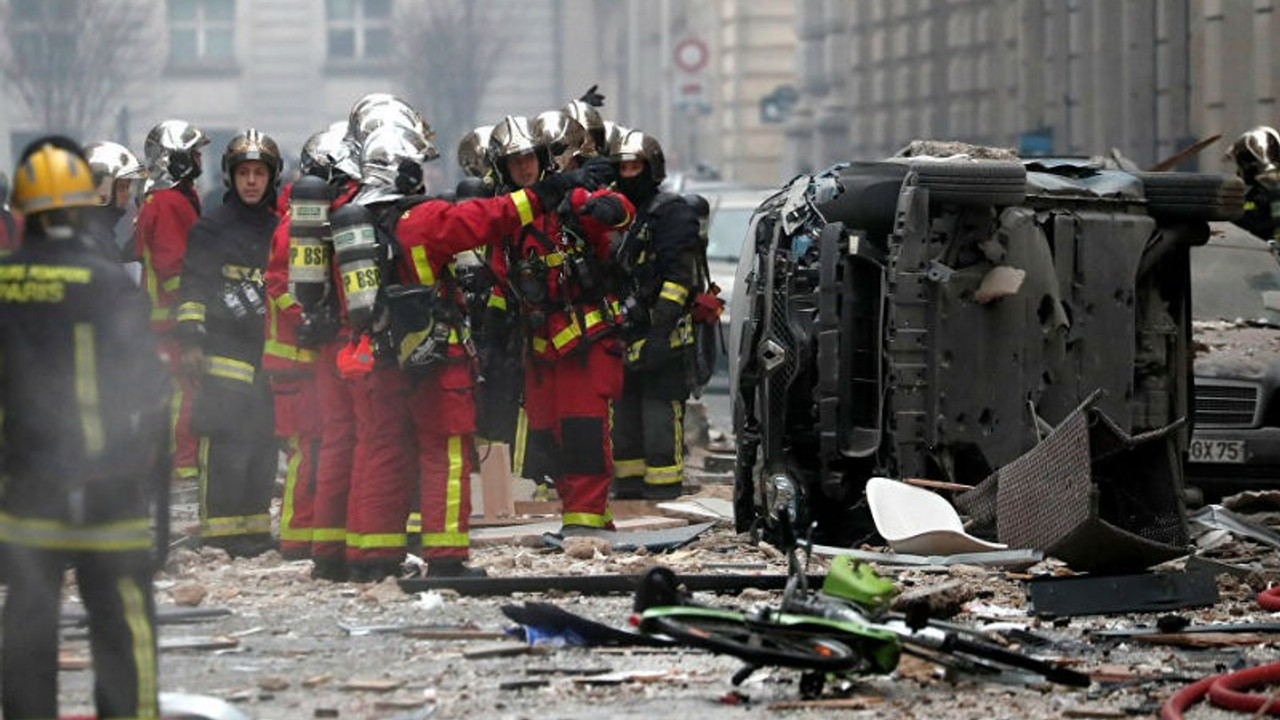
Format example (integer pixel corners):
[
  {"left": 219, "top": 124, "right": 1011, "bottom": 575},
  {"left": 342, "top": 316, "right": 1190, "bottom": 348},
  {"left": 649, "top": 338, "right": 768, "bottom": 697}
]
[
  {"left": 394, "top": 188, "right": 544, "bottom": 287},
  {"left": 135, "top": 184, "right": 201, "bottom": 333},
  {"left": 488, "top": 187, "right": 633, "bottom": 359}
]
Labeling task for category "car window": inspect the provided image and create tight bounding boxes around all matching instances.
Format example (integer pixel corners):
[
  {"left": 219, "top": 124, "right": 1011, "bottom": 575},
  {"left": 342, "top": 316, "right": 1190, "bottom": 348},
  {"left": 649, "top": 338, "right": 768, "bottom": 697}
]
[
  {"left": 707, "top": 206, "right": 757, "bottom": 261},
  {"left": 1191, "top": 242, "right": 1280, "bottom": 326}
]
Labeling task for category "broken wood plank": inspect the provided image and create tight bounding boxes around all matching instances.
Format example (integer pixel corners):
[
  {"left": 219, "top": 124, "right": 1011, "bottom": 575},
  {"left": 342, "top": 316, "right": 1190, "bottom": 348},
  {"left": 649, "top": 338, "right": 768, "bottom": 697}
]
[
  {"left": 513, "top": 499, "right": 659, "bottom": 518},
  {"left": 399, "top": 572, "right": 823, "bottom": 597},
  {"left": 471, "top": 515, "right": 687, "bottom": 547},
  {"left": 902, "top": 477, "right": 975, "bottom": 492},
  {"left": 340, "top": 678, "right": 405, "bottom": 692},
  {"left": 464, "top": 641, "right": 531, "bottom": 659},
  {"left": 767, "top": 696, "right": 884, "bottom": 710},
  {"left": 402, "top": 628, "right": 510, "bottom": 641},
  {"left": 1130, "top": 632, "right": 1279, "bottom": 648},
  {"left": 572, "top": 669, "right": 670, "bottom": 685},
  {"left": 158, "top": 635, "right": 240, "bottom": 651}
]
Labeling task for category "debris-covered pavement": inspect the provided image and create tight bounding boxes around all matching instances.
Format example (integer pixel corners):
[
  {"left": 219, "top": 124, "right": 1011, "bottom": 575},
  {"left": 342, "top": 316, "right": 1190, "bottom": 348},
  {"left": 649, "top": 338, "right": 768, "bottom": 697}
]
[{"left": 39, "top": 448, "right": 1280, "bottom": 720}]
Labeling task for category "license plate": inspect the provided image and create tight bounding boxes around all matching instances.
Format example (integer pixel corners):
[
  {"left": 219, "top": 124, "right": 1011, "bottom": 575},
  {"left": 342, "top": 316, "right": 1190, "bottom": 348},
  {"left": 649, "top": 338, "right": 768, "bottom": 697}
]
[{"left": 1189, "top": 438, "right": 1247, "bottom": 464}]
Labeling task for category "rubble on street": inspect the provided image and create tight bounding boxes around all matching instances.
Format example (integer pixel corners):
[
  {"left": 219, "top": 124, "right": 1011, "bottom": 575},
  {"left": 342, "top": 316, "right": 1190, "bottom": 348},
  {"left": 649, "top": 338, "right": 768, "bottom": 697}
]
[{"left": 35, "top": 453, "right": 1280, "bottom": 720}]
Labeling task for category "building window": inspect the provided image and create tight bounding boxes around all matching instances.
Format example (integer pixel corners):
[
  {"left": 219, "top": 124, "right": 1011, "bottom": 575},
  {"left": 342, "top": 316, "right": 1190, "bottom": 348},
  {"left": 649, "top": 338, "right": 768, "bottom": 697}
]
[
  {"left": 327, "top": 0, "right": 392, "bottom": 62},
  {"left": 168, "top": 0, "right": 235, "bottom": 67},
  {"left": 8, "top": 0, "right": 78, "bottom": 81}
]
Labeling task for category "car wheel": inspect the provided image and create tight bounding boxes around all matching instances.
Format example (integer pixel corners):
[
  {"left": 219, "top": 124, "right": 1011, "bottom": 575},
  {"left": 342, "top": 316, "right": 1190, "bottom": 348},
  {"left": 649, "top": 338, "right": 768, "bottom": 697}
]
[
  {"left": 909, "top": 160, "right": 1028, "bottom": 207},
  {"left": 814, "top": 162, "right": 911, "bottom": 238},
  {"left": 1133, "top": 172, "right": 1246, "bottom": 221}
]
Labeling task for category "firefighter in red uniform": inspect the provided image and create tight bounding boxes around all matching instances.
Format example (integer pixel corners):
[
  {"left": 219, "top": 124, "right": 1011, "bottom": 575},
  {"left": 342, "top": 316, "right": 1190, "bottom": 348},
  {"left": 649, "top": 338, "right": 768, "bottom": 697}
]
[
  {"left": 267, "top": 125, "right": 358, "bottom": 560},
  {"left": 0, "top": 136, "right": 169, "bottom": 720},
  {"left": 486, "top": 113, "right": 634, "bottom": 534},
  {"left": 136, "top": 119, "right": 210, "bottom": 483},
  {"left": 175, "top": 129, "right": 283, "bottom": 557},
  {"left": 609, "top": 130, "right": 700, "bottom": 500},
  {"left": 306, "top": 95, "right": 426, "bottom": 581},
  {"left": 334, "top": 110, "right": 613, "bottom": 580}
]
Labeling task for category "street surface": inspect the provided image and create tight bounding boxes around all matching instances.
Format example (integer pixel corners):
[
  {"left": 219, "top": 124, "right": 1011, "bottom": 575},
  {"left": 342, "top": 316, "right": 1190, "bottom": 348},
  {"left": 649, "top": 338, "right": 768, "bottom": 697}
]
[{"left": 42, "top": 478, "right": 1280, "bottom": 719}]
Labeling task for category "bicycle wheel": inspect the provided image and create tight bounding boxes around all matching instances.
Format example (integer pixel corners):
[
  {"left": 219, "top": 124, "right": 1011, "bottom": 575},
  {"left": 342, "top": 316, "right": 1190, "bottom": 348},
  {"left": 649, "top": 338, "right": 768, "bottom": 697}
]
[{"left": 641, "top": 610, "right": 859, "bottom": 672}]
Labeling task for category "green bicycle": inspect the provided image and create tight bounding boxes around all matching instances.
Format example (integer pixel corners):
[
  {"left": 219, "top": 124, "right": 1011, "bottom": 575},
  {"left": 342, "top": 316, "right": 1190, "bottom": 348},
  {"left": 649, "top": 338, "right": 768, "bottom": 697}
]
[{"left": 633, "top": 520, "right": 1090, "bottom": 696}]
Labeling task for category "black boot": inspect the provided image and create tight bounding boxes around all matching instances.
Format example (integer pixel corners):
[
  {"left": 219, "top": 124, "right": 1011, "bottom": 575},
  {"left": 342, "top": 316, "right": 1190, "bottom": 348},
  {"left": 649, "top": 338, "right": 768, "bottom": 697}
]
[
  {"left": 311, "top": 556, "right": 348, "bottom": 582},
  {"left": 348, "top": 560, "right": 402, "bottom": 583},
  {"left": 612, "top": 476, "right": 645, "bottom": 500},
  {"left": 425, "top": 559, "right": 487, "bottom": 578},
  {"left": 643, "top": 482, "right": 683, "bottom": 501}
]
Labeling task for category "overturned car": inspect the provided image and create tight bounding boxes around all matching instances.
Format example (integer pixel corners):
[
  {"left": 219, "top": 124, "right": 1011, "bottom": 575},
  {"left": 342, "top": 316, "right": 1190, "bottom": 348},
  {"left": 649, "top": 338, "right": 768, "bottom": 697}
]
[{"left": 730, "top": 143, "right": 1245, "bottom": 556}]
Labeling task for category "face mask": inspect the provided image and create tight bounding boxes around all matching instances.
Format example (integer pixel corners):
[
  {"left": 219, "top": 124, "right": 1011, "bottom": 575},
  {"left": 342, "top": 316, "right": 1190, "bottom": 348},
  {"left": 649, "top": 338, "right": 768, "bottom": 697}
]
[{"left": 619, "top": 175, "right": 655, "bottom": 206}]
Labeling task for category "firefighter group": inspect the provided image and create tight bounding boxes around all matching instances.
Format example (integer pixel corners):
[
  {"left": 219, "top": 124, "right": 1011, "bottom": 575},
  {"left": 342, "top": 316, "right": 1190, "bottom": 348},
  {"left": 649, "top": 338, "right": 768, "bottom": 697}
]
[{"left": 0, "top": 89, "right": 721, "bottom": 718}]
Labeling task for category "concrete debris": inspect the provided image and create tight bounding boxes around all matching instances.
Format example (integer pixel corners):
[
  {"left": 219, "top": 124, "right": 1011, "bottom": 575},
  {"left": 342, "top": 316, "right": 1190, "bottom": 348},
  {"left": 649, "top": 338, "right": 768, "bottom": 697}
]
[
  {"left": 890, "top": 579, "right": 976, "bottom": 619},
  {"left": 357, "top": 576, "right": 413, "bottom": 604},
  {"left": 561, "top": 535, "right": 613, "bottom": 559},
  {"left": 169, "top": 580, "right": 208, "bottom": 607},
  {"left": 61, "top": 469, "right": 1279, "bottom": 719}
]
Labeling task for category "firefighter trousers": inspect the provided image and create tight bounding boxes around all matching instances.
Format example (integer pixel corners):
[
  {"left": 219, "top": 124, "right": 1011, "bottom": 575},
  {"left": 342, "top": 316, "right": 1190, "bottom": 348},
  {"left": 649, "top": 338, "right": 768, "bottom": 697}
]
[
  {"left": 612, "top": 366, "right": 687, "bottom": 496},
  {"left": 1, "top": 543, "right": 157, "bottom": 720},
  {"left": 197, "top": 370, "right": 277, "bottom": 553},
  {"left": 409, "top": 361, "right": 478, "bottom": 561},
  {"left": 160, "top": 336, "right": 200, "bottom": 481},
  {"left": 273, "top": 373, "right": 321, "bottom": 559},
  {"left": 522, "top": 340, "right": 623, "bottom": 529},
  {"left": 345, "top": 363, "right": 415, "bottom": 571},
  {"left": 311, "top": 341, "right": 360, "bottom": 565}
]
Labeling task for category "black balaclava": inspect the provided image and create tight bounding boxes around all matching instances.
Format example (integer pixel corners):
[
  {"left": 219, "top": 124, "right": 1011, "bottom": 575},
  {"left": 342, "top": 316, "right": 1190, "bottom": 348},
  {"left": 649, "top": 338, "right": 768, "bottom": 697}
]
[{"left": 619, "top": 166, "right": 658, "bottom": 210}]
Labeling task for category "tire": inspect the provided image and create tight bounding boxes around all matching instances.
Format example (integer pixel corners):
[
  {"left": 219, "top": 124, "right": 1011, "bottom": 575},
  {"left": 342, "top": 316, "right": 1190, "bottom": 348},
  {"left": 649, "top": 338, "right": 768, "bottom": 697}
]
[
  {"left": 643, "top": 612, "right": 859, "bottom": 671},
  {"left": 815, "top": 162, "right": 911, "bottom": 237},
  {"left": 1133, "top": 172, "right": 1246, "bottom": 221},
  {"left": 909, "top": 160, "right": 1028, "bottom": 207}
]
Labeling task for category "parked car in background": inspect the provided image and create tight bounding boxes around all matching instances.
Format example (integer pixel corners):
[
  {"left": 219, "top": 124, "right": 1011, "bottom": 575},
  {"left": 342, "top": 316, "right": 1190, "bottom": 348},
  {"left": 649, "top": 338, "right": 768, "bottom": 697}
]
[
  {"left": 702, "top": 188, "right": 776, "bottom": 385},
  {"left": 1187, "top": 223, "right": 1280, "bottom": 501}
]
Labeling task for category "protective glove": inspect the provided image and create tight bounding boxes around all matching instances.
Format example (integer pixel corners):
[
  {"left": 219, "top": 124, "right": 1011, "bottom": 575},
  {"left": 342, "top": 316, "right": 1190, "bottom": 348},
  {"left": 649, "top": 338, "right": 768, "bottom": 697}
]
[
  {"left": 578, "top": 84, "right": 606, "bottom": 108},
  {"left": 456, "top": 176, "right": 494, "bottom": 199},
  {"left": 581, "top": 194, "right": 628, "bottom": 227},
  {"left": 336, "top": 335, "right": 375, "bottom": 379},
  {"left": 527, "top": 158, "right": 616, "bottom": 213},
  {"left": 635, "top": 295, "right": 685, "bottom": 370},
  {"left": 579, "top": 156, "right": 616, "bottom": 188}
]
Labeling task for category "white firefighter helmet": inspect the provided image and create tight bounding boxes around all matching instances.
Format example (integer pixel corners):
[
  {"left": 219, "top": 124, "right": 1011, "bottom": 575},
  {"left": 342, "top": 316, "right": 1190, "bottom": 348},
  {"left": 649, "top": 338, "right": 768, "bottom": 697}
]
[{"left": 83, "top": 141, "right": 147, "bottom": 206}]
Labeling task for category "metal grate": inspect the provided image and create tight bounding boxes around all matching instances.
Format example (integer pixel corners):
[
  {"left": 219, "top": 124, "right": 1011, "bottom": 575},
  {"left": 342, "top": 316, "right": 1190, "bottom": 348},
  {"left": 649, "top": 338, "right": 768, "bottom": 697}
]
[{"left": 1194, "top": 381, "right": 1259, "bottom": 427}]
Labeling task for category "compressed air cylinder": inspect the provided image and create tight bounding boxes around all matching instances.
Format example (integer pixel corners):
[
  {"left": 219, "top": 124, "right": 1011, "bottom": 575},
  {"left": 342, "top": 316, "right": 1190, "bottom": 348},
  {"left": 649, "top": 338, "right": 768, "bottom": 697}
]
[
  {"left": 287, "top": 175, "right": 333, "bottom": 312},
  {"left": 329, "top": 203, "right": 382, "bottom": 332}
]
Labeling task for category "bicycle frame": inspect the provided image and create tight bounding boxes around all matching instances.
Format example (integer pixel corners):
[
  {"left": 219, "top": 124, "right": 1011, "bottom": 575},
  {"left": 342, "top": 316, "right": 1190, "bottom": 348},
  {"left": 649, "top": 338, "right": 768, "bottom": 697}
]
[{"left": 638, "top": 603, "right": 902, "bottom": 674}]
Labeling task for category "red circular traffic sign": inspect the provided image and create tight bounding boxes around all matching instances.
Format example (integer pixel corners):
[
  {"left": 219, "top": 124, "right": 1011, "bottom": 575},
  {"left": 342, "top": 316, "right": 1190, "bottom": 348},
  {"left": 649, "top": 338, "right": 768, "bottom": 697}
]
[{"left": 674, "top": 37, "right": 708, "bottom": 73}]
